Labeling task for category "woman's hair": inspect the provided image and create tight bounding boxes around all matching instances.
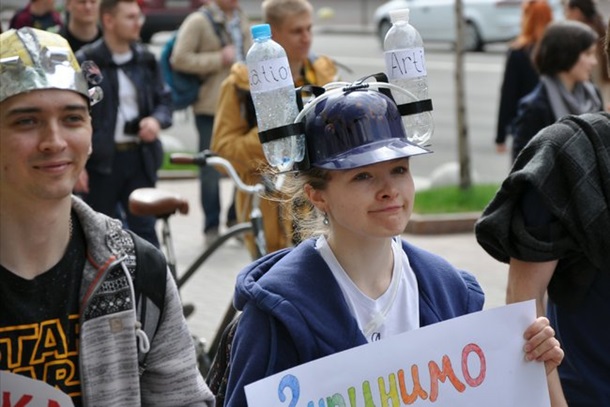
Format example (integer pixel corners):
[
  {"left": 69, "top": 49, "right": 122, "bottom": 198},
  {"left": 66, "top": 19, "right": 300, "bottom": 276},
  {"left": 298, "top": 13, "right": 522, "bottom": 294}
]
[
  {"left": 606, "top": 19, "right": 610, "bottom": 71},
  {"left": 262, "top": 0, "right": 313, "bottom": 27},
  {"left": 512, "top": 0, "right": 553, "bottom": 49},
  {"left": 277, "top": 168, "right": 331, "bottom": 242},
  {"left": 533, "top": 20, "right": 598, "bottom": 75},
  {"left": 568, "top": 0, "right": 601, "bottom": 22}
]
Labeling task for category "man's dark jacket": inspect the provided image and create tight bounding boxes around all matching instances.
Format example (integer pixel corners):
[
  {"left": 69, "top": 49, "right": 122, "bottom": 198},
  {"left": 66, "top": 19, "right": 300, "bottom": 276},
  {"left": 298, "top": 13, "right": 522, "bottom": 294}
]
[{"left": 76, "top": 39, "right": 172, "bottom": 183}]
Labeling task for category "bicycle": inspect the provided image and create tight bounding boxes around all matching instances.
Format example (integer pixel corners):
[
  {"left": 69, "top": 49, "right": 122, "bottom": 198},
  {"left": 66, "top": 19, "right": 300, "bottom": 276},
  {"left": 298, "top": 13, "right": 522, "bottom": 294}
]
[{"left": 128, "top": 150, "right": 268, "bottom": 376}]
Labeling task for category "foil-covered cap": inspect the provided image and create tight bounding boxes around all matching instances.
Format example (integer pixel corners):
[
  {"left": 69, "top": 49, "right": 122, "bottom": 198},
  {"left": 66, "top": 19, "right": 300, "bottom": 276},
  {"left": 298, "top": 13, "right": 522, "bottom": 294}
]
[{"left": 0, "top": 27, "right": 94, "bottom": 104}]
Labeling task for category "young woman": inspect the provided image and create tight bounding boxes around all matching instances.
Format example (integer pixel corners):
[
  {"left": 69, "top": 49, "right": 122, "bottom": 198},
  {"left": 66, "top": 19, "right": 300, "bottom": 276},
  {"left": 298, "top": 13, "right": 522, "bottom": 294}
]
[
  {"left": 496, "top": 0, "right": 553, "bottom": 154},
  {"left": 224, "top": 87, "right": 564, "bottom": 406},
  {"left": 512, "top": 20, "right": 603, "bottom": 160}
]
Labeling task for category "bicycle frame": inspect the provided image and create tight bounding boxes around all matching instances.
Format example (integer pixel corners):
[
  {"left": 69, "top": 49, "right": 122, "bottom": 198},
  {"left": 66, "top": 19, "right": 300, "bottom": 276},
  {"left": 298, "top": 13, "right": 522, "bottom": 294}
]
[{"left": 166, "top": 151, "right": 269, "bottom": 375}]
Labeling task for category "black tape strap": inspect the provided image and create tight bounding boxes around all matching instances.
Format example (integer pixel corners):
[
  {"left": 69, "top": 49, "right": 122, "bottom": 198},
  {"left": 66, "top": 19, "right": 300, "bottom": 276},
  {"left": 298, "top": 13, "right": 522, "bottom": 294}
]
[
  {"left": 296, "top": 85, "right": 326, "bottom": 111},
  {"left": 398, "top": 99, "right": 433, "bottom": 116},
  {"left": 258, "top": 122, "right": 306, "bottom": 144}
]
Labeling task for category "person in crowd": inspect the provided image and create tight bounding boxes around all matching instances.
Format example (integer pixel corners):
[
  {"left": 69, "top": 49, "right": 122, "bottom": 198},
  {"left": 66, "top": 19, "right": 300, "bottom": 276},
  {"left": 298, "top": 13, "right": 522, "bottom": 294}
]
[
  {"left": 9, "top": 0, "right": 63, "bottom": 32},
  {"left": 75, "top": 0, "right": 172, "bottom": 247},
  {"left": 223, "top": 85, "right": 565, "bottom": 407},
  {"left": 171, "top": 0, "right": 251, "bottom": 245},
  {"left": 0, "top": 27, "right": 214, "bottom": 406},
  {"left": 511, "top": 20, "right": 603, "bottom": 161},
  {"left": 565, "top": 0, "right": 610, "bottom": 108},
  {"left": 495, "top": 0, "right": 553, "bottom": 154},
  {"left": 59, "top": 0, "right": 102, "bottom": 52},
  {"left": 211, "top": 0, "right": 338, "bottom": 256},
  {"left": 476, "top": 19, "right": 610, "bottom": 407}
]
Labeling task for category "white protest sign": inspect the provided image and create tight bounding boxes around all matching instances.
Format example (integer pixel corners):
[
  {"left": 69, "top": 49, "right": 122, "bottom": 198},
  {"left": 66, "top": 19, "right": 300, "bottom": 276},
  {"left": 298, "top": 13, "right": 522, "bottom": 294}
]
[
  {"left": 0, "top": 371, "right": 75, "bottom": 407},
  {"left": 245, "top": 300, "right": 549, "bottom": 407}
]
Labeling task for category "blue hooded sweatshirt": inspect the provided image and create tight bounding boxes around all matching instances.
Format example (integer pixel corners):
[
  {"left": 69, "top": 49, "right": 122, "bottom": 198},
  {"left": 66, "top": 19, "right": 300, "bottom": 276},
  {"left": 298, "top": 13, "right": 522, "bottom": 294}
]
[{"left": 224, "top": 238, "right": 485, "bottom": 407}]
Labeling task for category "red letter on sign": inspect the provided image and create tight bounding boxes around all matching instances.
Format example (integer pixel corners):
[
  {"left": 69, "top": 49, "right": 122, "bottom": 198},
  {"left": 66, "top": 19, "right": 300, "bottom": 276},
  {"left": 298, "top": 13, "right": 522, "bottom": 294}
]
[{"left": 461, "top": 343, "right": 486, "bottom": 387}]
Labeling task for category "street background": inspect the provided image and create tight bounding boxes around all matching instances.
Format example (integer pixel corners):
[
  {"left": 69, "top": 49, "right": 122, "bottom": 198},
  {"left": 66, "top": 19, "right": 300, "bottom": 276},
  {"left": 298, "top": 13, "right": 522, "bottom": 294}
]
[
  {"left": 1, "top": 0, "right": 608, "bottom": 354},
  {"left": 156, "top": 1, "right": 609, "bottom": 345}
]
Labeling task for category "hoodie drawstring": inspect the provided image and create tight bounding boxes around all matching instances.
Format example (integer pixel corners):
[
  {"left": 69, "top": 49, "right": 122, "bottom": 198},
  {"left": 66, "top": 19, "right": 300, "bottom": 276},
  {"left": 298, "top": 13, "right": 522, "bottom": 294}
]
[{"left": 120, "top": 261, "right": 151, "bottom": 354}]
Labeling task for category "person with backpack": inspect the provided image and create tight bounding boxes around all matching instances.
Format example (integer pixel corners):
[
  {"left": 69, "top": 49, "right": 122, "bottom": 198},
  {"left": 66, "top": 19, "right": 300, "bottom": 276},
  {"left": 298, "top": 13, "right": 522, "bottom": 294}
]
[
  {"left": 0, "top": 27, "right": 214, "bottom": 406},
  {"left": 170, "top": 0, "right": 252, "bottom": 245}
]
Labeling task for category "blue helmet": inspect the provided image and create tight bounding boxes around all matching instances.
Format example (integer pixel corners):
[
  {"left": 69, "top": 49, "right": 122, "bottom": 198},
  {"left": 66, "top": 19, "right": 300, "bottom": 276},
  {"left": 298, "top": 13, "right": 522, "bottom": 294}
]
[{"left": 302, "top": 87, "right": 430, "bottom": 170}]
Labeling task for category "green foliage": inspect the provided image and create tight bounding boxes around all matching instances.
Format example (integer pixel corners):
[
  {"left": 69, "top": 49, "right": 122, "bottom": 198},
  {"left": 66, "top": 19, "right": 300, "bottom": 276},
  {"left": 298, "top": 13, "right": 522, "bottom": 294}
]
[{"left": 413, "top": 184, "right": 500, "bottom": 214}]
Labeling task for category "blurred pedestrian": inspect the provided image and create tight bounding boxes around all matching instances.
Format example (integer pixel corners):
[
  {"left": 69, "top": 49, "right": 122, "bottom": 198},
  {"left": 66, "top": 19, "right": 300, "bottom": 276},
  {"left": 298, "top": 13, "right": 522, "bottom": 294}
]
[
  {"left": 511, "top": 20, "right": 603, "bottom": 161},
  {"left": 0, "top": 27, "right": 214, "bottom": 406},
  {"left": 224, "top": 85, "right": 565, "bottom": 407},
  {"left": 59, "top": 0, "right": 102, "bottom": 52},
  {"left": 495, "top": 0, "right": 553, "bottom": 154},
  {"left": 565, "top": 0, "right": 610, "bottom": 108},
  {"left": 476, "top": 19, "right": 610, "bottom": 406},
  {"left": 170, "top": 0, "right": 251, "bottom": 245},
  {"left": 75, "top": 0, "right": 172, "bottom": 247},
  {"left": 211, "top": 0, "right": 338, "bottom": 256},
  {"left": 9, "top": 0, "right": 63, "bottom": 32}
]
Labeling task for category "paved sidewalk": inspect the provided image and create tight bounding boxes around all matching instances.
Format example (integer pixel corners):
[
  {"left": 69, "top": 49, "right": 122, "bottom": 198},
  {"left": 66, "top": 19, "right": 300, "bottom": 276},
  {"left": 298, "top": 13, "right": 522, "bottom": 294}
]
[{"left": 157, "top": 177, "right": 509, "bottom": 347}]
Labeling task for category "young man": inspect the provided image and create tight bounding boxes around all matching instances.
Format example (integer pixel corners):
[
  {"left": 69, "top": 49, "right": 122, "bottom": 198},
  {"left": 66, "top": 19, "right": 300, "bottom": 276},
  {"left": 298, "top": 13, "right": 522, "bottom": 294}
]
[
  {"left": 210, "top": 0, "right": 338, "bottom": 256},
  {"left": 170, "top": 0, "right": 251, "bottom": 244},
  {"left": 9, "top": 0, "right": 63, "bottom": 32},
  {"left": 0, "top": 27, "right": 214, "bottom": 406},
  {"left": 476, "top": 19, "right": 610, "bottom": 407},
  {"left": 59, "top": 0, "right": 103, "bottom": 52},
  {"left": 76, "top": 0, "right": 172, "bottom": 247}
]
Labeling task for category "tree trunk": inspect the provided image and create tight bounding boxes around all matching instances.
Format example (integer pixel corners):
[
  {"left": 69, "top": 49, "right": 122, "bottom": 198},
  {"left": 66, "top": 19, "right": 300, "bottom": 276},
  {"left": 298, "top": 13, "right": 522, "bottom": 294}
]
[{"left": 454, "top": 0, "right": 472, "bottom": 189}]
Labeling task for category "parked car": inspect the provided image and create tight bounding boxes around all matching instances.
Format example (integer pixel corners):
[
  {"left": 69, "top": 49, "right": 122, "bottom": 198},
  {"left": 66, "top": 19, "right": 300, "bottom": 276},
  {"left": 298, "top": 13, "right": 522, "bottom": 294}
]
[
  {"left": 373, "top": 0, "right": 563, "bottom": 52},
  {"left": 138, "top": 0, "right": 202, "bottom": 43}
]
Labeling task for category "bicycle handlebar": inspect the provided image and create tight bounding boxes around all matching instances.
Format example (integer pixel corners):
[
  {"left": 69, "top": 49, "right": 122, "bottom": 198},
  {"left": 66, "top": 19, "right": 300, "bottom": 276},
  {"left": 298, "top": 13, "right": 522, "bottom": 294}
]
[{"left": 170, "top": 151, "right": 266, "bottom": 197}]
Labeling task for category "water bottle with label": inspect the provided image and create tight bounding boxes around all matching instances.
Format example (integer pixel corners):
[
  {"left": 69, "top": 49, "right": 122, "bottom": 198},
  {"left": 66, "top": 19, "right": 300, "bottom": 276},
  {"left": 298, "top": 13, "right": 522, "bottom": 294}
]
[
  {"left": 383, "top": 8, "right": 434, "bottom": 145},
  {"left": 246, "top": 23, "right": 304, "bottom": 170}
]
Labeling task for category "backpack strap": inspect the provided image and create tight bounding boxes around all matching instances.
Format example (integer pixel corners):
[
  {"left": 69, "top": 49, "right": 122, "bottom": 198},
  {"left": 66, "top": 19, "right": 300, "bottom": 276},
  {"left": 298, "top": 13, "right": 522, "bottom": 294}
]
[
  {"left": 202, "top": 8, "right": 227, "bottom": 47},
  {"left": 128, "top": 231, "right": 167, "bottom": 375}
]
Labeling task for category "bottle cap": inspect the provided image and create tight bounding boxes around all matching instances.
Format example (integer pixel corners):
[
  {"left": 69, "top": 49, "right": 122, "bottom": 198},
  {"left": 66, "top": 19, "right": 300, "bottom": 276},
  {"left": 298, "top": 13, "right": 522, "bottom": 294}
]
[
  {"left": 390, "top": 8, "right": 410, "bottom": 24},
  {"left": 251, "top": 24, "right": 272, "bottom": 40}
]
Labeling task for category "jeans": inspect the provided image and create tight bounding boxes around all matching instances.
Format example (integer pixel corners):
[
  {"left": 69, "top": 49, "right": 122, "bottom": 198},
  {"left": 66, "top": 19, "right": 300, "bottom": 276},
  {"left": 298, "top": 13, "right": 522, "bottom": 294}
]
[
  {"left": 85, "top": 148, "right": 160, "bottom": 247},
  {"left": 196, "top": 114, "right": 222, "bottom": 233}
]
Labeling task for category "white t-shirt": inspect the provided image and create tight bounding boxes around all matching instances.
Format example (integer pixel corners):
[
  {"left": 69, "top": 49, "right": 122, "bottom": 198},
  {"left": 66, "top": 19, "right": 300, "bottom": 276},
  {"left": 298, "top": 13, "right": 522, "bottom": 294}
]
[
  {"left": 113, "top": 51, "right": 140, "bottom": 143},
  {"left": 316, "top": 235, "right": 420, "bottom": 343}
]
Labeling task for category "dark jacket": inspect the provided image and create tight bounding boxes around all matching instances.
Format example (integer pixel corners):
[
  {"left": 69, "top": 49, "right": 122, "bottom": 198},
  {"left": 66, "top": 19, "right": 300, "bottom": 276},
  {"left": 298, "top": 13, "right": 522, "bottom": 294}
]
[
  {"left": 511, "top": 83, "right": 556, "bottom": 160},
  {"left": 476, "top": 113, "right": 610, "bottom": 406},
  {"left": 496, "top": 46, "right": 539, "bottom": 145},
  {"left": 76, "top": 39, "right": 172, "bottom": 182},
  {"left": 225, "top": 238, "right": 484, "bottom": 407}
]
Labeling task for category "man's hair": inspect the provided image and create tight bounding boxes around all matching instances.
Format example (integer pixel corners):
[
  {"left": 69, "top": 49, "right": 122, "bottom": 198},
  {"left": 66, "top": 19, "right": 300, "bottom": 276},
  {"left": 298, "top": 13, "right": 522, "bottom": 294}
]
[
  {"left": 534, "top": 20, "right": 598, "bottom": 75},
  {"left": 262, "top": 0, "right": 313, "bottom": 27},
  {"left": 100, "top": 0, "right": 136, "bottom": 16}
]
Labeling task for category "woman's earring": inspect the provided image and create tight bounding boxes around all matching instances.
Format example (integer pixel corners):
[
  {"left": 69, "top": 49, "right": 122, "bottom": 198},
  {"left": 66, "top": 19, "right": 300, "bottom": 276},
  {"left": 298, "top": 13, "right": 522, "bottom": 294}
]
[{"left": 323, "top": 212, "right": 329, "bottom": 226}]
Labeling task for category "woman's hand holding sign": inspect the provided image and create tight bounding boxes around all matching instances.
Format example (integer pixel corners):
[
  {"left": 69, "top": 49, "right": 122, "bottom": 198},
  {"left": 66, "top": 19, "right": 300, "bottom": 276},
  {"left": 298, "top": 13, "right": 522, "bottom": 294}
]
[{"left": 523, "top": 317, "right": 564, "bottom": 375}]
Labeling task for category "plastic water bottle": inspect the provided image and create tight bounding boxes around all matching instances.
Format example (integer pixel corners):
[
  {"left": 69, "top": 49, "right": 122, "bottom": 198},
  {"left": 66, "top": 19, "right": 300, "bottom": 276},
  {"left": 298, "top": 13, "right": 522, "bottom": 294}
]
[
  {"left": 246, "top": 24, "right": 304, "bottom": 170},
  {"left": 383, "top": 8, "right": 434, "bottom": 145}
]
